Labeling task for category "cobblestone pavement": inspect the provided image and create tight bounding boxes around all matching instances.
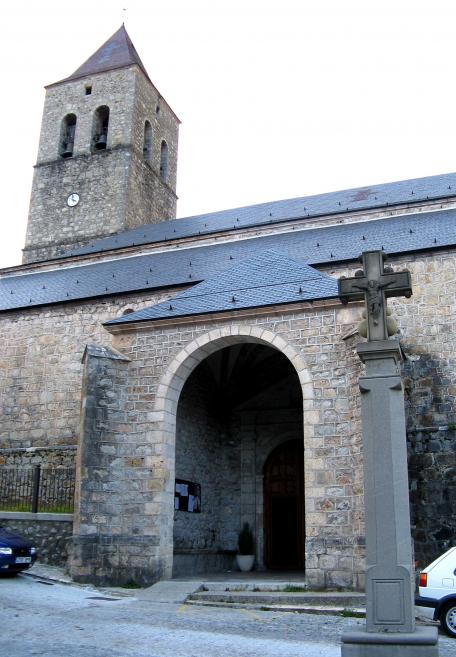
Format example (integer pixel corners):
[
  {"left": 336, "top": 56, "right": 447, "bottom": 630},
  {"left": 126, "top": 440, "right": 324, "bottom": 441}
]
[{"left": 1, "top": 575, "right": 454, "bottom": 657}]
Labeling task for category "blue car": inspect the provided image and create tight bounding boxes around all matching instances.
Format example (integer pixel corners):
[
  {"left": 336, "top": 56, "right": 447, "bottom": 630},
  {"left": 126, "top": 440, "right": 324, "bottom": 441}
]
[{"left": 0, "top": 528, "right": 37, "bottom": 575}]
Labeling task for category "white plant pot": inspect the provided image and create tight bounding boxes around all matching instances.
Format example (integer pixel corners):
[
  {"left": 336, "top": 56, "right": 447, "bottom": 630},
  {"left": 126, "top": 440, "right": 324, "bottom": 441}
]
[{"left": 236, "top": 554, "right": 255, "bottom": 572}]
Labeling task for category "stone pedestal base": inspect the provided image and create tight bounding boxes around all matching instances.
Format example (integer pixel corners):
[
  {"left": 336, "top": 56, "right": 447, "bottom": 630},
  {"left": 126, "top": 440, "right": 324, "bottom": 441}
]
[{"left": 341, "top": 626, "right": 439, "bottom": 656}]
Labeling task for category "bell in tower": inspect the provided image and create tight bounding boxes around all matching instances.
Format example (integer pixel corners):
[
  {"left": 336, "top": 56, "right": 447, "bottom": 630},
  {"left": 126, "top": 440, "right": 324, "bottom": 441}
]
[
  {"left": 93, "top": 106, "right": 109, "bottom": 151},
  {"left": 60, "top": 114, "right": 77, "bottom": 158}
]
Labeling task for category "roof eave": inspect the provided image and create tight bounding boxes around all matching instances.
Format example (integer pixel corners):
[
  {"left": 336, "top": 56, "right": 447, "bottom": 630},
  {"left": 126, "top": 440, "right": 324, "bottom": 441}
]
[
  {"left": 57, "top": 196, "right": 455, "bottom": 260},
  {"left": 104, "top": 292, "right": 340, "bottom": 328},
  {"left": 104, "top": 296, "right": 342, "bottom": 332}
]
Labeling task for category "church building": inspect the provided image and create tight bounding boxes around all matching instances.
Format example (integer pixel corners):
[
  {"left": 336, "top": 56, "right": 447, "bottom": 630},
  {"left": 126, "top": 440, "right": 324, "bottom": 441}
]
[{"left": 0, "top": 26, "right": 455, "bottom": 588}]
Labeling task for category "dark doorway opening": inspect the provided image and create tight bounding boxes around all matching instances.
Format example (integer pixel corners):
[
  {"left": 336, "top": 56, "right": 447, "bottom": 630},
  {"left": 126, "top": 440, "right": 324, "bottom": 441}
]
[
  {"left": 173, "top": 342, "right": 303, "bottom": 576},
  {"left": 264, "top": 439, "right": 304, "bottom": 570}
]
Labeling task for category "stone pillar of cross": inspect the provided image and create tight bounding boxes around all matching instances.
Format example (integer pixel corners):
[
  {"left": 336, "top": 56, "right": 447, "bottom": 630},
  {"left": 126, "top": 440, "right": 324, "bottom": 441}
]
[{"left": 339, "top": 250, "right": 439, "bottom": 656}]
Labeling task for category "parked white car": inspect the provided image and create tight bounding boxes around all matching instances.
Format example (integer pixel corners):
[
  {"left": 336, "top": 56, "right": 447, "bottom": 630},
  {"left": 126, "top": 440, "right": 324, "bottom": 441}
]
[{"left": 416, "top": 546, "right": 456, "bottom": 637}]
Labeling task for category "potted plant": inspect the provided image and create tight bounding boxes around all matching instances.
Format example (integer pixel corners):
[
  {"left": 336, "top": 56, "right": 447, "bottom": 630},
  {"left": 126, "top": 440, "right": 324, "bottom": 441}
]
[{"left": 236, "top": 522, "right": 255, "bottom": 572}]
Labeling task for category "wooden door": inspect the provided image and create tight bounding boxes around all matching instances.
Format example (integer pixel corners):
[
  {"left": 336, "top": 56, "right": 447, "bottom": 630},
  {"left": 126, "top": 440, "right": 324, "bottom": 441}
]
[{"left": 264, "top": 439, "right": 304, "bottom": 570}]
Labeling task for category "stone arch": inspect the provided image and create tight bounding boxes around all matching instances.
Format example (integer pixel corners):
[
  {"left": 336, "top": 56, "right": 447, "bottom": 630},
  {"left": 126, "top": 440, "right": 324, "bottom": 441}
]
[
  {"left": 152, "top": 325, "right": 315, "bottom": 576},
  {"left": 256, "top": 428, "right": 302, "bottom": 476},
  {"left": 154, "top": 326, "right": 313, "bottom": 433}
]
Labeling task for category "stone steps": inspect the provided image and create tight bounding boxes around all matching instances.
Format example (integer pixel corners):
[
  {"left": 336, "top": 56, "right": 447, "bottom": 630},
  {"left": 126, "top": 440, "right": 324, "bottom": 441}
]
[{"left": 187, "top": 589, "right": 366, "bottom": 611}]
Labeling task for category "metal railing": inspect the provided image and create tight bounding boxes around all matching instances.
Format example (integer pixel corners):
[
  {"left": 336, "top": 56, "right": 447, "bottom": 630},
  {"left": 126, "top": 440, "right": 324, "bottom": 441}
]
[{"left": 0, "top": 466, "right": 75, "bottom": 513}]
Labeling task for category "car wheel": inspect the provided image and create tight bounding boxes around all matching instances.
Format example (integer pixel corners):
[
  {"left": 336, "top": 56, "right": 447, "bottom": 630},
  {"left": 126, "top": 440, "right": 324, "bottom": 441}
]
[{"left": 440, "top": 602, "right": 456, "bottom": 638}]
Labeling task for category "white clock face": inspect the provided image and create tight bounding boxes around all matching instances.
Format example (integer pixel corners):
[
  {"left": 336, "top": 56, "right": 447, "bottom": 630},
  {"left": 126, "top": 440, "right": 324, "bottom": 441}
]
[{"left": 67, "top": 193, "right": 80, "bottom": 207}]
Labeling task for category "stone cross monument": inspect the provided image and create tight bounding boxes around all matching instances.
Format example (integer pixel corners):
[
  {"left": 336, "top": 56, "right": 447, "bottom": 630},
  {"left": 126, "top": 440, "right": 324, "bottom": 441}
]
[{"left": 338, "top": 251, "right": 439, "bottom": 656}]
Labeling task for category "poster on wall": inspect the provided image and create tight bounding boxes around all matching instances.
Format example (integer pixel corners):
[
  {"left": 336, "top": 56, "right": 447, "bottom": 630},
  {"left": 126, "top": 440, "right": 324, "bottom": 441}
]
[{"left": 174, "top": 478, "right": 201, "bottom": 513}]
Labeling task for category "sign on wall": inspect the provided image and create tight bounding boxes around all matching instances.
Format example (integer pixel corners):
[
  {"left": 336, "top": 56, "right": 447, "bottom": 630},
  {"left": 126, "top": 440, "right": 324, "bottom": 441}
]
[{"left": 174, "top": 478, "right": 201, "bottom": 513}]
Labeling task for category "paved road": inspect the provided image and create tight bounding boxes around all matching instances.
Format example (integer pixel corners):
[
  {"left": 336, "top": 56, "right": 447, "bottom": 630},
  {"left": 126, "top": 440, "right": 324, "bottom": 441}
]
[{"left": 1, "top": 575, "right": 454, "bottom": 657}]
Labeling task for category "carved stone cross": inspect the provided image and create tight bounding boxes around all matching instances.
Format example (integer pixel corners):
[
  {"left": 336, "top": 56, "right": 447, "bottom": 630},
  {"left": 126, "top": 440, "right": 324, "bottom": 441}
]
[{"left": 338, "top": 250, "right": 412, "bottom": 341}]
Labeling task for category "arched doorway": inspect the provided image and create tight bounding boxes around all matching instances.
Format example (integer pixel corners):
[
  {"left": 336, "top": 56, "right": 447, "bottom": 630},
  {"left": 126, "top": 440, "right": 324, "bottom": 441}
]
[
  {"left": 172, "top": 342, "right": 304, "bottom": 576},
  {"left": 264, "top": 439, "right": 305, "bottom": 570}
]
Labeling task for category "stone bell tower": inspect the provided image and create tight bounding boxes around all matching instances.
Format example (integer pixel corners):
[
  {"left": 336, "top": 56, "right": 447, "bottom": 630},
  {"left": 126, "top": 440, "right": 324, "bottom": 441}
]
[{"left": 23, "top": 25, "right": 180, "bottom": 263}]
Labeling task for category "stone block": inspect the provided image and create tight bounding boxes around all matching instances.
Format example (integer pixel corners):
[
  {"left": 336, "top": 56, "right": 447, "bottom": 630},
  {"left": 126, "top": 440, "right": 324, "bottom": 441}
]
[{"left": 341, "top": 627, "right": 439, "bottom": 657}]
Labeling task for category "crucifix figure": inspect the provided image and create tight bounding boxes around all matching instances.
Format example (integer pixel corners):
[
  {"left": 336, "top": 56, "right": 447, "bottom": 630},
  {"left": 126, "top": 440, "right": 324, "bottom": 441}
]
[{"left": 338, "top": 250, "right": 412, "bottom": 341}]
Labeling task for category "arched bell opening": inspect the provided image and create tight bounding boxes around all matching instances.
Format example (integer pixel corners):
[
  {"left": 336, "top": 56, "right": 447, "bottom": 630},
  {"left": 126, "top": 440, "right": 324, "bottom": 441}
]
[
  {"left": 143, "top": 120, "right": 152, "bottom": 163},
  {"left": 60, "top": 113, "right": 77, "bottom": 158},
  {"left": 92, "top": 106, "right": 110, "bottom": 151},
  {"left": 160, "top": 140, "right": 168, "bottom": 182},
  {"left": 172, "top": 342, "right": 304, "bottom": 577}
]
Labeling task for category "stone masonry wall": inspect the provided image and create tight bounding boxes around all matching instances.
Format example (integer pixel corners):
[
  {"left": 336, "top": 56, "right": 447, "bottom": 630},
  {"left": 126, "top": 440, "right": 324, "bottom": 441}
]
[
  {"left": 0, "top": 289, "right": 174, "bottom": 450},
  {"left": 24, "top": 149, "right": 131, "bottom": 261},
  {"left": 394, "top": 251, "right": 456, "bottom": 567},
  {"left": 97, "top": 305, "right": 365, "bottom": 588},
  {"left": 127, "top": 68, "right": 179, "bottom": 229},
  {"left": 37, "top": 69, "right": 138, "bottom": 163},
  {"left": 173, "top": 367, "right": 241, "bottom": 576},
  {"left": 90, "top": 247, "right": 454, "bottom": 588},
  {"left": 69, "top": 346, "right": 158, "bottom": 586},
  {"left": 0, "top": 447, "right": 76, "bottom": 468},
  {"left": 321, "top": 250, "right": 456, "bottom": 571},
  {"left": 126, "top": 151, "right": 178, "bottom": 234},
  {"left": 0, "top": 247, "right": 455, "bottom": 586},
  {"left": 131, "top": 71, "right": 179, "bottom": 192},
  {"left": 408, "top": 428, "right": 456, "bottom": 568}
]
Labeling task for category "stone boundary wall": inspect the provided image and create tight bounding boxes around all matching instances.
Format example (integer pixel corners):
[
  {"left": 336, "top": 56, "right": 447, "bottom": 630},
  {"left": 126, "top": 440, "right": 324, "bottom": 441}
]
[
  {"left": 0, "top": 513, "right": 73, "bottom": 566},
  {"left": 0, "top": 446, "right": 77, "bottom": 468}
]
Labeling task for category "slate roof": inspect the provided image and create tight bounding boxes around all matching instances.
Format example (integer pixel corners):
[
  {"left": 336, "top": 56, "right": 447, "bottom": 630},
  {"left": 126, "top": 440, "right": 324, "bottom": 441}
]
[
  {"left": 63, "top": 171, "right": 456, "bottom": 258},
  {"left": 49, "top": 25, "right": 151, "bottom": 86},
  {"left": 0, "top": 207, "right": 455, "bottom": 313},
  {"left": 105, "top": 251, "right": 338, "bottom": 325}
]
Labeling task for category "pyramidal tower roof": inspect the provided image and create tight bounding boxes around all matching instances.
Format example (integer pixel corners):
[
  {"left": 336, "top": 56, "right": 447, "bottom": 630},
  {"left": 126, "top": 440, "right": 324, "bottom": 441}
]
[{"left": 52, "top": 25, "right": 151, "bottom": 86}]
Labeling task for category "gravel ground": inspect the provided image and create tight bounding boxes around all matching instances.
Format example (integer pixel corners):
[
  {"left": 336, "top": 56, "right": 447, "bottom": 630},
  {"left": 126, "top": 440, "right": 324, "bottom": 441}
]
[{"left": 1, "top": 575, "right": 454, "bottom": 657}]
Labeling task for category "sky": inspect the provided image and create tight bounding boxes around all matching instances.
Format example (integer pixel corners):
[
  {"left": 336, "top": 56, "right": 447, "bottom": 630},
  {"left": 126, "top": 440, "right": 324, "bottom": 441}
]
[{"left": 1, "top": 0, "right": 456, "bottom": 268}]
